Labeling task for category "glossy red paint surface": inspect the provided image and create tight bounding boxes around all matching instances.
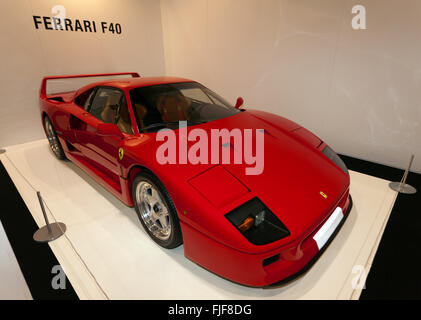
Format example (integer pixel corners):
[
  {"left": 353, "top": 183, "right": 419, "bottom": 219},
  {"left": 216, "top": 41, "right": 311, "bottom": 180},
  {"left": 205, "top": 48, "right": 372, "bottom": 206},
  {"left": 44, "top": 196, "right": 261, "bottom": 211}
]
[
  {"left": 188, "top": 166, "right": 250, "bottom": 208},
  {"left": 39, "top": 73, "right": 351, "bottom": 286}
]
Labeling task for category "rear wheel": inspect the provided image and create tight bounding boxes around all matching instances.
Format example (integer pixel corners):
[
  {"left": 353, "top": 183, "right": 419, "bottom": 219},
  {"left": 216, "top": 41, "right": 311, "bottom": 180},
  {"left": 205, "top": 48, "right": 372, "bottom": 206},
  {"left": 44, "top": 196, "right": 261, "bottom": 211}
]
[
  {"left": 132, "top": 171, "right": 183, "bottom": 249},
  {"left": 44, "top": 116, "right": 66, "bottom": 160}
]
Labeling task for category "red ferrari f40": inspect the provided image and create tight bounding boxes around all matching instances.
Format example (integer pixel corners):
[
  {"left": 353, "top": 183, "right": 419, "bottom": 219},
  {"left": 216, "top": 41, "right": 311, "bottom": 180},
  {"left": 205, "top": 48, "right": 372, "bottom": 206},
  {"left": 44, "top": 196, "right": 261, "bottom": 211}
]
[{"left": 39, "top": 72, "right": 351, "bottom": 287}]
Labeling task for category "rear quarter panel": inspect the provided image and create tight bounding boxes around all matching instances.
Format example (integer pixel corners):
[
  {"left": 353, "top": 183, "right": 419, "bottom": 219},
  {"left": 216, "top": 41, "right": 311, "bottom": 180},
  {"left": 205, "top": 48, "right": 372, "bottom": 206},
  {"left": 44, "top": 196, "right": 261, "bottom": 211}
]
[{"left": 39, "top": 97, "right": 77, "bottom": 146}]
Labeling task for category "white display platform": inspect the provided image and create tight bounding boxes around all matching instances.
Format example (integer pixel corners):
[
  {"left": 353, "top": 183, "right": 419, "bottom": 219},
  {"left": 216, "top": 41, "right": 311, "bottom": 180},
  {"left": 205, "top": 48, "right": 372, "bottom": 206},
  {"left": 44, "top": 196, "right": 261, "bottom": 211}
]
[
  {"left": 0, "top": 139, "right": 397, "bottom": 300},
  {"left": 0, "top": 221, "right": 32, "bottom": 300}
]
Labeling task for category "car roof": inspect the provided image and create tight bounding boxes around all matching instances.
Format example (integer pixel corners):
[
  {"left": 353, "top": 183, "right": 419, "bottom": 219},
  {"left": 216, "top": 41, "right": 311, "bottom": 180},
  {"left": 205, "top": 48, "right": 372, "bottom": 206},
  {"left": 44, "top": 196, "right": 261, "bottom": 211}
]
[{"left": 87, "top": 76, "right": 194, "bottom": 90}]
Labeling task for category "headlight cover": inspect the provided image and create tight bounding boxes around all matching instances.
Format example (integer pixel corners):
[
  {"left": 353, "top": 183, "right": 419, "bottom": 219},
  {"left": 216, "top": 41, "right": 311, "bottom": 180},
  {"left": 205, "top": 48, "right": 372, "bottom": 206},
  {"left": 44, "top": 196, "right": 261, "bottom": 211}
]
[
  {"left": 322, "top": 145, "right": 349, "bottom": 175},
  {"left": 225, "top": 198, "right": 290, "bottom": 245}
]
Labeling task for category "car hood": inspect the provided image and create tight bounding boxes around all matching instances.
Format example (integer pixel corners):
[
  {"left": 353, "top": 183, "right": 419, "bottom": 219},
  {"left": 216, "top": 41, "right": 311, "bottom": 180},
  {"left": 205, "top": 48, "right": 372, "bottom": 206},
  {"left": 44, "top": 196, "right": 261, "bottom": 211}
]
[{"left": 184, "top": 110, "right": 349, "bottom": 240}]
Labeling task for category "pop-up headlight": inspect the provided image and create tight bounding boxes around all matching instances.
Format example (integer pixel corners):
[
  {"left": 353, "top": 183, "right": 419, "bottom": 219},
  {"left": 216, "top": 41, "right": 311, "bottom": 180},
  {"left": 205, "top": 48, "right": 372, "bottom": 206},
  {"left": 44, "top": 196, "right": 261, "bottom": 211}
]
[
  {"left": 322, "top": 145, "right": 349, "bottom": 175},
  {"left": 225, "top": 198, "right": 290, "bottom": 245}
]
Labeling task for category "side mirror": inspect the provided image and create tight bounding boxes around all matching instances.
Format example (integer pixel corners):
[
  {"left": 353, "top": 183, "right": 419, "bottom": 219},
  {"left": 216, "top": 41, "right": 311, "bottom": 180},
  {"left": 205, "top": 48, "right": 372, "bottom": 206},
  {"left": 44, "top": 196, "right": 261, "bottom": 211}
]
[
  {"left": 97, "top": 123, "right": 124, "bottom": 139},
  {"left": 235, "top": 97, "right": 244, "bottom": 109}
]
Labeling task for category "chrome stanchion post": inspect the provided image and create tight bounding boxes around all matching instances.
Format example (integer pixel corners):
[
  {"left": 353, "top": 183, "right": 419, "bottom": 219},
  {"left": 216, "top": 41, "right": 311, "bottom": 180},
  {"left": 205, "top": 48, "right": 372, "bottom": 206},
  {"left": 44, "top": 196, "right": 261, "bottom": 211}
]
[
  {"left": 37, "top": 192, "right": 52, "bottom": 234},
  {"left": 33, "top": 191, "right": 66, "bottom": 243},
  {"left": 389, "top": 155, "right": 417, "bottom": 194}
]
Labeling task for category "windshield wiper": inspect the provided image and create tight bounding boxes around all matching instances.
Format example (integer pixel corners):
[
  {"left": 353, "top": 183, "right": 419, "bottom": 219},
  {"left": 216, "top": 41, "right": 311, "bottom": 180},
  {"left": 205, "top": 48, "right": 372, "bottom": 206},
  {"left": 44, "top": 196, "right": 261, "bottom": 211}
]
[
  {"left": 188, "top": 120, "right": 208, "bottom": 125},
  {"left": 139, "top": 122, "right": 179, "bottom": 132},
  {"left": 139, "top": 120, "right": 208, "bottom": 132}
]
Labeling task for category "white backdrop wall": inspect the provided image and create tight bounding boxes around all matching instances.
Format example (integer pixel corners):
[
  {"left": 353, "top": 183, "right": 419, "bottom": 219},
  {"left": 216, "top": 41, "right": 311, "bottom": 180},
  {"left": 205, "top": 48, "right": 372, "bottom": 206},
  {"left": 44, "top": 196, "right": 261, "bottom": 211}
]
[
  {"left": 0, "top": 0, "right": 419, "bottom": 174},
  {"left": 160, "top": 0, "right": 421, "bottom": 173},
  {"left": 0, "top": 0, "right": 165, "bottom": 147}
]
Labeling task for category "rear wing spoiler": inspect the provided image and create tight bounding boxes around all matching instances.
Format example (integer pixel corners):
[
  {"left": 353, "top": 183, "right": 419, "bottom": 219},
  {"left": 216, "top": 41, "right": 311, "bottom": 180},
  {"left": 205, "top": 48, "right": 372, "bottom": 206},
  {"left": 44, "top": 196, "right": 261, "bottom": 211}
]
[{"left": 40, "top": 72, "right": 140, "bottom": 98}]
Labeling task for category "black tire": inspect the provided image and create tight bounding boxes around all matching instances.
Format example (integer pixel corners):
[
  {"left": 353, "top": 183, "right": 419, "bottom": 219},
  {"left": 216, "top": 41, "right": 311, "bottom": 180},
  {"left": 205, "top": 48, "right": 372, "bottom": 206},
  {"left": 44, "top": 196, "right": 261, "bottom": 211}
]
[
  {"left": 43, "top": 116, "right": 66, "bottom": 160},
  {"left": 132, "top": 171, "right": 183, "bottom": 249}
]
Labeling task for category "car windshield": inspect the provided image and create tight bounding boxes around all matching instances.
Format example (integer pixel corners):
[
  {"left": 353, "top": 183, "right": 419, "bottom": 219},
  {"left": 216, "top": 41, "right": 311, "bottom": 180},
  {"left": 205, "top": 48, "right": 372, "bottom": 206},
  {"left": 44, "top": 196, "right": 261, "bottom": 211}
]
[{"left": 129, "top": 82, "right": 240, "bottom": 132}]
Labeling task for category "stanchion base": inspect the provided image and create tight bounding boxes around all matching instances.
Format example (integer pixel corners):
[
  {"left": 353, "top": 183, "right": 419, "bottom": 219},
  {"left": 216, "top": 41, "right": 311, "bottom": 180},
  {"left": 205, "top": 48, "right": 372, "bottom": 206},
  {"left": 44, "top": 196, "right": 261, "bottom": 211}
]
[
  {"left": 389, "top": 182, "right": 417, "bottom": 194},
  {"left": 33, "top": 222, "right": 66, "bottom": 243},
  {"left": 0, "top": 149, "right": 5, "bottom": 154}
]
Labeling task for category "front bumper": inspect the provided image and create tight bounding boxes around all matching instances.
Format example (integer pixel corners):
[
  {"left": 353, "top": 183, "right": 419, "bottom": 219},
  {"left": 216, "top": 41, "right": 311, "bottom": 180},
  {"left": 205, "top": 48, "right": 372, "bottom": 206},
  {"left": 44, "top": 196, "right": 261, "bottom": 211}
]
[{"left": 181, "top": 191, "right": 352, "bottom": 287}]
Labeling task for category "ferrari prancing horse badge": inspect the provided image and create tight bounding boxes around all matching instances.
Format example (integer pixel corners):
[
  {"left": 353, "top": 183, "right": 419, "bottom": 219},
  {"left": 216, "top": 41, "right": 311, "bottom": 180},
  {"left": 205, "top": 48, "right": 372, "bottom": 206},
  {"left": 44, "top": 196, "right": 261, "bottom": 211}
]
[{"left": 118, "top": 148, "right": 124, "bottom": 160}]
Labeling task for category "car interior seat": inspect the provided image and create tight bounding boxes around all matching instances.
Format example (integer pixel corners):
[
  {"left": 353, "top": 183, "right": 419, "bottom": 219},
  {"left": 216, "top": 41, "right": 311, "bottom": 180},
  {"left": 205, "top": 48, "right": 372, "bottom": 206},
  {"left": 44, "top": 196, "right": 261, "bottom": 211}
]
[
  {"left": 133, "top": 103, "right": 148, "bottom": 130},
  {"left": 156, "top": 93, "right": 190, "bottom": 122},
  {"left": 116, "top": 101, "right": 134, "bottom": 134},
  {"left": 100, "top": 91, "right": 121, "bottom": 124}
]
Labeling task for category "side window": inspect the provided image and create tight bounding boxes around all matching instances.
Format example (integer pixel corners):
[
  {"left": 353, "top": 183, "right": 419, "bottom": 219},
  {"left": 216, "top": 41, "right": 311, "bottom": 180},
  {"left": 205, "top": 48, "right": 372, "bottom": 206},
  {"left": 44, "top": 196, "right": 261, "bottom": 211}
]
[
  {"left": 75, "top": 88, "right": 96, "bottom": 110},
  {"left": 89, "top": 87, "right": 123, "bottom": 124},
  {"left": 89, "top": 87, "right": 133, "bottom": 134}
]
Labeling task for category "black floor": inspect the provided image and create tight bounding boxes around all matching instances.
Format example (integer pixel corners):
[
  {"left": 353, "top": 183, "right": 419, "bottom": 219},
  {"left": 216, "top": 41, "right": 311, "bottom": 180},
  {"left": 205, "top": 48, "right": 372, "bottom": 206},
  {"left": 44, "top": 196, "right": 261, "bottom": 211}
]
[{"left": 0, "top": 155, "right": 420, "bottom": 299}]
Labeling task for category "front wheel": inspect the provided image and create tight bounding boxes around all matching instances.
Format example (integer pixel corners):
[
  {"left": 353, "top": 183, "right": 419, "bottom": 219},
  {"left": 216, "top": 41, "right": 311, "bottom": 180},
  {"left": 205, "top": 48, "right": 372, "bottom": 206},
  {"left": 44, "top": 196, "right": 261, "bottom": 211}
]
[
  {"left": 44, "top": 116, "right": 66, "bottom": 160},
  {"left": 132, "top": 171, "right": 183, "bottom": 249}
]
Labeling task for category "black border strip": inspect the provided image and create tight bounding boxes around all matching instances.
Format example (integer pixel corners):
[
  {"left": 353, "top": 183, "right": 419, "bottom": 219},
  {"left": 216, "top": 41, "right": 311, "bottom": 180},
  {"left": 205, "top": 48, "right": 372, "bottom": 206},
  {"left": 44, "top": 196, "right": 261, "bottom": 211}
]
[
  {"left": 339, "top": 154, "right": 405, "bottom": 182},
  {"left": 0, "top": 161, "right": 78, "bottom": 300}
]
